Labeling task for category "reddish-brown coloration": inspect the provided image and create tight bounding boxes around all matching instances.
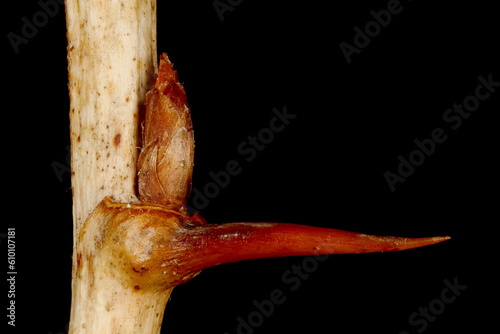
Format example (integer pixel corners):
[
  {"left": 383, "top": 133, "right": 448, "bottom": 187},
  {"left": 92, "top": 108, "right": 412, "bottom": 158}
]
[
  {"left": 110, "top": 52, "right": 451, "bottom": 291},
  {"left": 175, "top": 223, "right": 450, "bottom": 274},
  {"left": 76, "top": 252, "right": 82, "bottom": 268},
  {"left": 113, "top": 133, "right": 121, "bottom": 147},
  {"left": 87, "top": 198, "right": 449, "bottom": 290},
  {"left": 137, "top": 53, "right": 194, "bottom": 213}
]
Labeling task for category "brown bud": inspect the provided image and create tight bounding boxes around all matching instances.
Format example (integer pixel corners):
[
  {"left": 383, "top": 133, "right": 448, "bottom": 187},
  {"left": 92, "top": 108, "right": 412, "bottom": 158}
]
[{"left": 137, "top": 53, "right": 194, "bottom": 213}]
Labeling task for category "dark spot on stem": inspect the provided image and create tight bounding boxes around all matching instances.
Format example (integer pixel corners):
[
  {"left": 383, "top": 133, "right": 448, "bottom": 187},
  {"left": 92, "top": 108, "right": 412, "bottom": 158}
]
[
  {"left": 77, "top": 252, "right": 82, "bottom": 267},
  {"left": 113, "top": 133, "right": 121, "bottom": 148}
]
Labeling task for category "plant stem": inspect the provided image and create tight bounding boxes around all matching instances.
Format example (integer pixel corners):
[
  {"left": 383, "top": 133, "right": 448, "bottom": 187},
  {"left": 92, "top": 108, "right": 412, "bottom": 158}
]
[{"left": 65, "top": 0, "right": 160, "bottom": 332}]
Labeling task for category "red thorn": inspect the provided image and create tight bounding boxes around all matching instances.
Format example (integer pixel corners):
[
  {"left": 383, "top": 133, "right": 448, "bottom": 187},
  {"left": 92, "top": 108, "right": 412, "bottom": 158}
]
[{"left": 179, "top": 223, "right": 450, "bottom": 272}]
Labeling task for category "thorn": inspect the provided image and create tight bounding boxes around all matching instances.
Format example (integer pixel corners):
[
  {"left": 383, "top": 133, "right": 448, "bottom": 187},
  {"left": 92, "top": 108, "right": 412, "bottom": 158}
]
[{"left": 177, "top": 222, "right": 451, "bottom": 273}]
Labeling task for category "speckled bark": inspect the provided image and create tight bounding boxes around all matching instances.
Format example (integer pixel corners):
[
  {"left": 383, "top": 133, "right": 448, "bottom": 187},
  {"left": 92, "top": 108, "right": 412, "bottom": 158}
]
[
  {"left": 65, "top": 0, "right": 161, "bottom": 332},
  {"left": 66, "top": 0, "right": 157, "bottom": 229}
]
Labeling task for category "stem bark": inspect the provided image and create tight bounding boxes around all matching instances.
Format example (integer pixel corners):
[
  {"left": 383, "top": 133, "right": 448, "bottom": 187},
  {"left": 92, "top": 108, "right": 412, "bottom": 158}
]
[{"left": 65, "top": 1, "right": 163, "bottom": 332}]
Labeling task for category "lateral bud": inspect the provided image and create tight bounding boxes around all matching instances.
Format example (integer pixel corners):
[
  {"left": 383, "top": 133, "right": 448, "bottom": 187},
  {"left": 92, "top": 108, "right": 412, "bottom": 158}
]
[{"left": 137, "top": 53, "right": 194, "bottom": 214}]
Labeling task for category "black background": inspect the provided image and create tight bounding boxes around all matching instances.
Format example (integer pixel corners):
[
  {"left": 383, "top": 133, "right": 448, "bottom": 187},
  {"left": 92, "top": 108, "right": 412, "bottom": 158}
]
[{"left": 4, "top": 0, "right": 498, "bottom": 333}]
